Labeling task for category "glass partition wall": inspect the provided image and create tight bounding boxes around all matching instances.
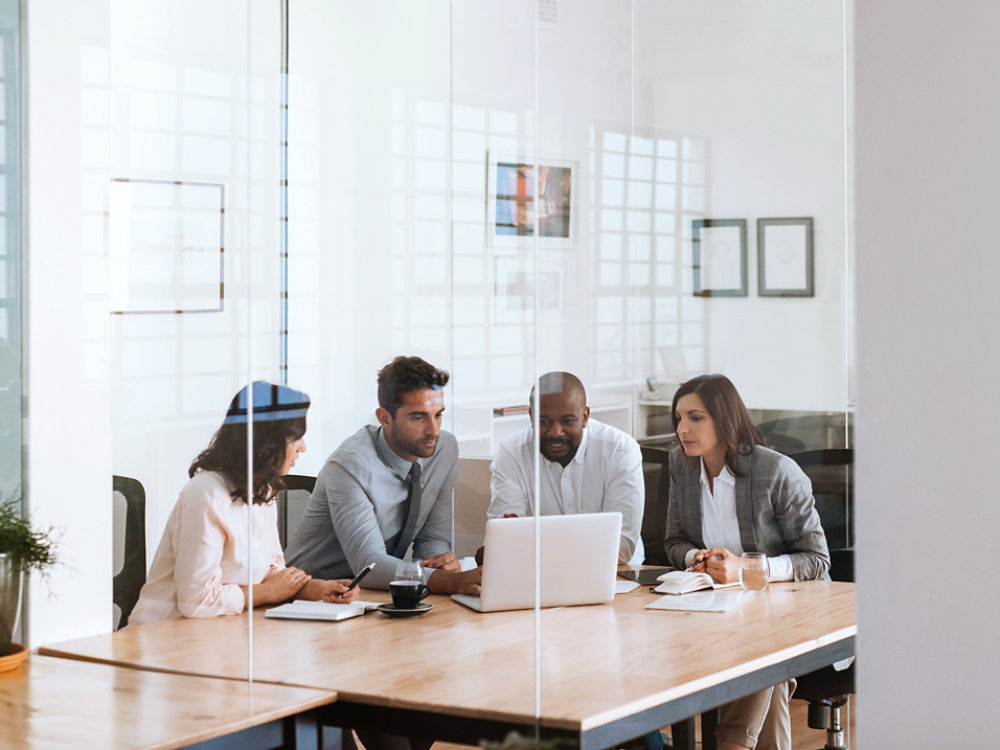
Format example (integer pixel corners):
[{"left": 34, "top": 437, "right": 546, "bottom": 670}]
[
  {"left": 281, "top": 0, "right": 851, "bottom": 744},
  {"left": 22, "top": 0, "right": 849, "bottom": 744},
  {"left": 98, "top": 0, "right": 281, "bottom": 672}
]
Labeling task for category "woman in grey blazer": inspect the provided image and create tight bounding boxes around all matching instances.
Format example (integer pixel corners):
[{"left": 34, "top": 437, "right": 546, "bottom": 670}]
[{"left": 663, "top": 374, "right": 829, "bottom": 750}]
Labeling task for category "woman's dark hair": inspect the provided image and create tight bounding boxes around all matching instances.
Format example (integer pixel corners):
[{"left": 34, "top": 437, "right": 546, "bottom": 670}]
[
  {"left": 189, "top": 417, "right": 307, "bottom": 505},
  {"left": 671, "top": 374, "right": 764, "bottom": 476},
  {"left": 189, "top": 382, "right": 310, "bottom": 505}
]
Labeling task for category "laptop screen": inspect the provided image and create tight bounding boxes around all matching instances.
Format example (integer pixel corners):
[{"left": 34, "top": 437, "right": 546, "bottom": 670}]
[{"left": 464, "top": 512, "right": 621, "bottom": 612}]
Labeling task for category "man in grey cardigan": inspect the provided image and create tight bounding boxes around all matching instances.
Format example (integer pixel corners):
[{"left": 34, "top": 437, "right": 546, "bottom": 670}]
[{"left": 286, "top": 356, "right": 481, "bottom": 596}]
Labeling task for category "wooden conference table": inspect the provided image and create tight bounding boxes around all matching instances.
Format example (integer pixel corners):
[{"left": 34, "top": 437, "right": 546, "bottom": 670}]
[
  {"left": 1, "top": 653, "right": 336, "bottom": 750},
  {"left": 40, "top": 580, "right": 855, "bottom": 750}
]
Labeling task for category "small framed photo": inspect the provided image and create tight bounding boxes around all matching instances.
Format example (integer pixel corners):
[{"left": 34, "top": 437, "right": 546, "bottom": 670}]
[
  {"left": 692, "top": 218, "right": 748, "bottom": 297},
  {"left": 487, "top": 152, "right": 575, "bottom": 249},
  {"left": 757, "top": 217, "right": 814, "bottom": 297}
]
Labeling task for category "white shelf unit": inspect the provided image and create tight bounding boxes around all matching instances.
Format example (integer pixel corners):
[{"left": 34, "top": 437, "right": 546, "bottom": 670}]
[
  {"left": 635, "top": 397, "right": 674, "bottom": 442},
  {"left": 491, "top": 400, "right": 633, "bottom": 454},
  {"left": 454, "top": 399, "right": 634, "bottom": 458}
]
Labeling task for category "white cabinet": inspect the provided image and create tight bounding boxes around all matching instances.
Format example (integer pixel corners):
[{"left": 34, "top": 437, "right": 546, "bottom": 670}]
[
  {"left": 454, "top": 398, "right": 634, "bottom": 458},
  {"left": 491, "top": 400, "right": 633, "bottom": 453},
  {"left": 635, "top": 398, "right": 674, "bottom": 441}
]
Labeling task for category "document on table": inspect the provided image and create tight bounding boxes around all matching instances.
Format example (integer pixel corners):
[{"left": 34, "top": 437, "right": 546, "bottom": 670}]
[
  {"left": 615, "top": 580, "right": 641, "bottom": 594},
  {"left": 644, "top": 589, "right": 747, "bottom": 612},
  {"left": 265, "top": 599, "right": 382, "bottom": 621}
]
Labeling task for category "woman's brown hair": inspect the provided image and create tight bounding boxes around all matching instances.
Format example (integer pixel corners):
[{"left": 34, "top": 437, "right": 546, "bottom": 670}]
[
  {"left": 671, "top": 374, "right": 764, "bottom": 476},
  {"left": 189, "top": 382, "right": 310, "bottom": 505}
]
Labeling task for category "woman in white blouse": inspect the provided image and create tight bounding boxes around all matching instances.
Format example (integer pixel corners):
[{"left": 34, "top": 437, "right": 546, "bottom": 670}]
[
  {"left": 665, "top": 374, "right": 829, "bottom": 750},
  {"left": 130, "top": 382, "right": 357, "bottom": 625}
]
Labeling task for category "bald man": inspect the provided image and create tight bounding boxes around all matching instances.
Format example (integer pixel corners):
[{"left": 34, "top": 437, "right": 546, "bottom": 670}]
[{"left": 488, "top": 371, "right": 644, "bottom": 565}]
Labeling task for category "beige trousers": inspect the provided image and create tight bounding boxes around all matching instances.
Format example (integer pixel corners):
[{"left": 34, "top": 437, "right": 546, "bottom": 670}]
[{"left": 714, "top": 679, "right": 796, "bottom": 750}]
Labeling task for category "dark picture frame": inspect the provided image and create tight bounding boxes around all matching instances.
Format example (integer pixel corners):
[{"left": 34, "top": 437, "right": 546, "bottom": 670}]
[
  {"left": 692, "top": 218, "right": 748, "bottom": 297},
  {"left": 757, "top": 217, "right": 815, "bottom": 297}
]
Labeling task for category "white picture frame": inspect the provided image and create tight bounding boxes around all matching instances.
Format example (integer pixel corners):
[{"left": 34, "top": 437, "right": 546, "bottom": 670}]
[{"left": 486, "top": 152, "right": 576, "bottom": 250}]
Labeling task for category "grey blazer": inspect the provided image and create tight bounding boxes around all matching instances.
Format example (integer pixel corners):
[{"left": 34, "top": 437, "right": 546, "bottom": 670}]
[{"left": 664, "top": 444, "right": 830, "bottom": 581}]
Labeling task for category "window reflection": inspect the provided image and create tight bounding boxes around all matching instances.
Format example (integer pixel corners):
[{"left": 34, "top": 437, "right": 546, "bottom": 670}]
[{"left": 593, "top": 127, "right": 706, "bottom": 384}]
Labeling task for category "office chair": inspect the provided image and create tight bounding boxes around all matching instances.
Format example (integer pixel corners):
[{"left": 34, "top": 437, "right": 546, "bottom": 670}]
[
  {"left": 789, "top": 449, "right": 855, "bottom": 750},
  {"left": 758, "top": 413, "right": 852, "bottom": 456},
  {"left": 639, "top": 446, "right": 670, "bottom": 566},
  {"left": 112, "top": 475, "right": 147, "bottom": 630},
  {"left": 277, "top": 474, "right": 316, "bottom": 549}
]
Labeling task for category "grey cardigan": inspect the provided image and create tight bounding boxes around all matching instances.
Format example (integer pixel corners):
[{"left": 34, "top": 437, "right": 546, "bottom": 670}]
[{"left": 664, "top": 444, "right": 830, "bottom": 581}]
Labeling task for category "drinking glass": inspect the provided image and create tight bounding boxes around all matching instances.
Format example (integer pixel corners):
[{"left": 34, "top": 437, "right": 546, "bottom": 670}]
[
  {"left": 739, "top": 552, "right": 769, "bottom": 592},
  {"left": 394, "top": 560, "right": 424, "bottom": 584}
]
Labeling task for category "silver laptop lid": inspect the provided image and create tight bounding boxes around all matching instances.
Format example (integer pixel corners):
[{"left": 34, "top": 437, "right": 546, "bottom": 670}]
[{"left": 474, "top": 512, "right": 621, "bottom": 612}]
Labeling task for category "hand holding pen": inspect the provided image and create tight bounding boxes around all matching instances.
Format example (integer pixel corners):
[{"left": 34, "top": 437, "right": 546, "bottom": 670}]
[
  {"left": 685, "top": 550, "right": 711, "bottom": 572},
  {"left": 687, "top": 548, "right": 741, "bottom": 584}
]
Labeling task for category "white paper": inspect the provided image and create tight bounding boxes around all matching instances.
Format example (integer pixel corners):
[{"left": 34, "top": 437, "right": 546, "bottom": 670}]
[
  {"left": 763, "top": 224, "right": 808, "bottom": 289},
  {"left": 700, "top": 225, "right": 743, "bottom": 291},
  {"left": 644, "top": 590, "right": 747, "bottom": 612},
  {"left": 615, "top": 580, "right": 640, "bottom": 594}
]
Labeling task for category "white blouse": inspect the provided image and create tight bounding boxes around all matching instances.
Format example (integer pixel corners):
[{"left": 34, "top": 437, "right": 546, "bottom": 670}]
[
  {"left": 129, "top": 471, "right": 284, "bottom": 625},
  {"left": 683, "top": 459, "right": 793, "bottom": 582}
]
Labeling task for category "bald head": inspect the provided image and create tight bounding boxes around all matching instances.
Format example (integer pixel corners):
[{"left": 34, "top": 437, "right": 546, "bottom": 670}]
[{"left": 529, "top": 371, "right": 587, "bottom": 402}]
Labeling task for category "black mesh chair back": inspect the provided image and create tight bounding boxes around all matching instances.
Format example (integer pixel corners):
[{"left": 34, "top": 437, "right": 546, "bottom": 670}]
[
  {"left": 789, "top": 449, "right": 855, "bottom": 749},
  {"left": 790, "top": 448, "right": 854, "bottom": 577},
  {"left": 639, "top": 446, "right": 670, "bottom": 566},
  {"left": 758, "top": 413, "right": 852, "bottom": 456},
  {"left": 112, "top": 475, "right": 146, "bottom": 630},
  {"left": 277, "top": 474, "right": 317, "bottom": 550}
]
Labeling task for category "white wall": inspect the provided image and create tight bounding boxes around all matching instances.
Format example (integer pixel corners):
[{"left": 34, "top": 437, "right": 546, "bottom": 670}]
[
  {"left": 24, "top": 0, "right": 113, "bottom": 647},
  {"left": 105, "top": 0, "right": 283, "bottom": 553},
  {"left": 855, "top": 2, "right": 1000, "bottom": 745},
  {"left": 286, "top": 0, "right": 453, "bottom": 473},
  {"left": 287, "top": 0, "right": 850, "bottom": 474},
  {"left": 637, "top": 1, "right": 849, "bottom": 411}
]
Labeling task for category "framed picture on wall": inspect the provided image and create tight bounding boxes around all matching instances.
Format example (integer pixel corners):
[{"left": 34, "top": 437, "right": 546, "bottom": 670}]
[
  {"left": 692, "top": 218, "right": 748, "bottom": 297},
  {"left": 108, "top": 178, "right": 225, "bottom": 314},
  {"left": 757, "top": 217, "right": 815, "bottom": 297},
  {"left": 487, "top": 152, "right": 576, "bottom": 249}
]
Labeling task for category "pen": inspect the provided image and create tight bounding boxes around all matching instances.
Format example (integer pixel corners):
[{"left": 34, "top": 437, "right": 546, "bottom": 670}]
[
  {"left": 685, "top": 554, "right": 712, "bottom": 573},
  {"left": 345, "top": 562, "right": 376, "bottom": 591}
]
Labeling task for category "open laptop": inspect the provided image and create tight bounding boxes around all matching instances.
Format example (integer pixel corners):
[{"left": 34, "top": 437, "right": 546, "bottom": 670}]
[{"left": 452, "top": 512, "right": 621, "bottom": 612}]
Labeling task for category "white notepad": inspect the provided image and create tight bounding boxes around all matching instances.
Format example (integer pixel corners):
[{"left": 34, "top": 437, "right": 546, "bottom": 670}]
[
  {"left": 644, "top": 589, "right": 747, "bottom": 613},
  {"left": 264, "top": 599, "right": 381, "bottom": 622}
]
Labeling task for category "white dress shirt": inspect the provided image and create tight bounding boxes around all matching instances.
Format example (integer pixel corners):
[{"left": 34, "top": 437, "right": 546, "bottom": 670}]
[
  {"left": 489, "top": 419, "right": 644, "bottom": 565},
  {"left": 682, "top": 459, "right": 793, "bottom": 581}
]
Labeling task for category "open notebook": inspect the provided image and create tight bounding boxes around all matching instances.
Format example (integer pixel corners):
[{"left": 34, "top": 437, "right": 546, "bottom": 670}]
[{"left": 452, "top": 512, "right": 621, "bottom": 612}]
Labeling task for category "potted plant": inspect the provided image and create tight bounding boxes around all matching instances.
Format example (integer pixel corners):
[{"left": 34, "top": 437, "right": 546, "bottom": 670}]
[{"left": 0, "top": 495, "right": 59, "bottom": 655}]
